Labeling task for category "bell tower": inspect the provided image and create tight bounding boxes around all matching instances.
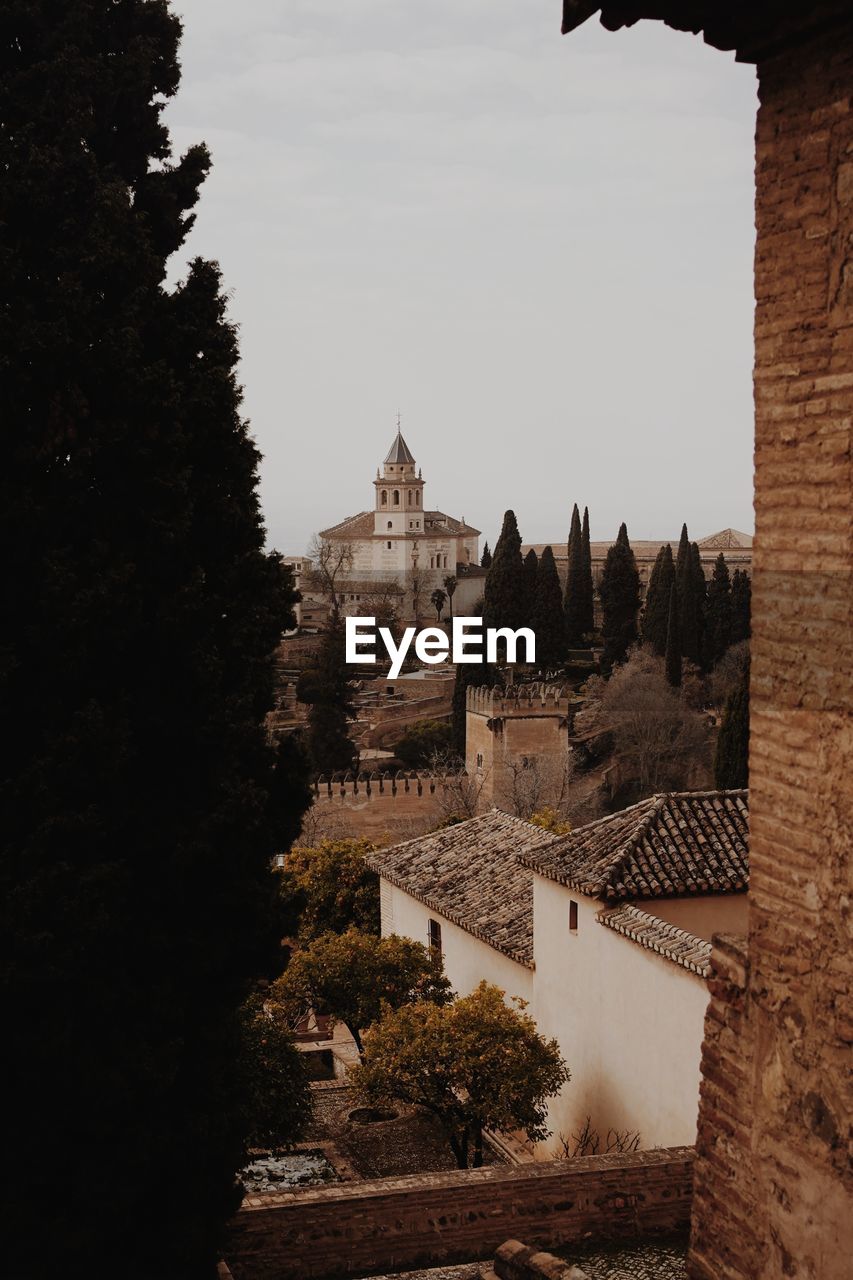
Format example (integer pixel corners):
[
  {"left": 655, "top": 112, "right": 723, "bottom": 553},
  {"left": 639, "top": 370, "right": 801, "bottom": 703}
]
[{"left": 374, "top": 418, "right": 425, "bottom": 537}]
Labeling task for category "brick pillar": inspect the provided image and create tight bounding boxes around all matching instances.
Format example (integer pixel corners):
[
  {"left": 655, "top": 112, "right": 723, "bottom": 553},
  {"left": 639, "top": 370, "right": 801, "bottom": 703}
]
[{"left": 690, "top": 19, "right": 853, "bottom": 1279}]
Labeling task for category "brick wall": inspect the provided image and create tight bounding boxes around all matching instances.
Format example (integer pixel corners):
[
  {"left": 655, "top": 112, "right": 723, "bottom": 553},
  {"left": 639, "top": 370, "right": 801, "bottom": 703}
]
[
  {"left": 689, "top": 14, "right": 853, "bottom": 1280},
  {"left": 225, "top": 1148, "right": 693, "bottom": 1280}
]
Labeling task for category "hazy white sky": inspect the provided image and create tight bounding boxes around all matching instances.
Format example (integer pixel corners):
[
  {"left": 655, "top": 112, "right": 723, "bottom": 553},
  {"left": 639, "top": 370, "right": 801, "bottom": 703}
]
[{"left": 166, "top": 1, "right": 758, "bottom": 555}]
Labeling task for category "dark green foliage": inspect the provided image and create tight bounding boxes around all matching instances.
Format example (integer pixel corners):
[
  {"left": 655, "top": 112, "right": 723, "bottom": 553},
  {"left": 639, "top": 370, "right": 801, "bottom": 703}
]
[
  {"left": 730, "top": 569, "right": 752, "bottom": 644},
  {"left": 600, "top": 524, "right": 641, "bottom": 675},
  {"left": 480, "top": 541, "right": 492, "bottom": 569},
  {"left": 580, "top": 507, "right": 595, "bottom": 636},
  {"left": 522, "top": 548, "right": 539, "bottom": 627},
  {"left": 533, "top": 546, "right": 566, "bottom": 671},
  {"left": 641, "top": 544, "right": 675, "bottom": 655},
  {"left": 430, "top": 587, "right": 447, "bottom": 620},
  {"left": 714, "top": 660, "right": 750, "bottom": 788},
  {"left": 564, "top": 504, "right": 585, "bottom": 644},
  {"left": 395, "top": 719, "right": 453, "bottom": 769},
  {"left": 665, "top": 584, "right": 682, "bottom": 688},
  {"left": 0, "top": 4, "right": 312, "bottom": 1275},
  {"left": 675, "top": 527, "right": 705, "bottom": 666},
  {"left": 442, "top": 575, "right": 457, "bottom": 618},
  {"left": 705, "top": 553, "right": 733, "bottom": 667},
  {"left": 451, "top": 661, "right": 498, "bottom": 757},
  {"left": 297, "top": 617, "right": 357, "bottom": 774},
  {"left": 482, "top": 509, "right": 525, "bottom": 649},
  {"left": 238, "top": 996, "right": 312, "bottom": 1150}
]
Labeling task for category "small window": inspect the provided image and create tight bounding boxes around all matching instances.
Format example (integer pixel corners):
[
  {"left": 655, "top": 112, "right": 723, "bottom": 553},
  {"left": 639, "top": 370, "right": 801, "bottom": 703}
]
[
  {"left": 408, "top": 491, "right": 413, "bottom": 505},
  {"left": 428, "top": 918, "right": 442, "bottom": 954},
  {"left": 393, "top": 489, "right": 400, "bottom": 505},
  {"left": 381, "top": 490, "right": 387, "bottom": 506},
  {"left": 569, "top": 901, "right": 579, "bottom": 933},
  {"left": 387, "top": 521, "right": 393, "bottom": 529},
  {"left": 416, "top": 491, "right": 421, "bottom": 506},
  {"left": 476, "top": 752, "right": 483, "bottom": 769},
  {"left": 387, "top": 541, "right": 392, "bottom": 550},
  {"left": 443, "top": 555, "right": 448, "bottom": 568}
]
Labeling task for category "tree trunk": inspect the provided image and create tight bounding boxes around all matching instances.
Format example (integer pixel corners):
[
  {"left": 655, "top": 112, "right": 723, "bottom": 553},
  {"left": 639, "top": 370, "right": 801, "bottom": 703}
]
[{"left": 472, "top": 1125, "right": 484, "bottom": 1168}]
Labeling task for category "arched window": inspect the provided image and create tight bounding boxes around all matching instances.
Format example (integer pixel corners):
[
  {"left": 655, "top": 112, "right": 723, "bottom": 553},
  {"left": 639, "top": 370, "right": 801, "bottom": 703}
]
[
  {"left": 381, "top": 490, "right": 387, "bottom": 506},
  {"left": 415, "top": 491, "right": 421, "bottom": 507},
  {"left": 387, "top": 521, "right": 393, "bottom": 530},
  {"left": 408, "top": 491, "right": 413, "bottom": 506},
  {"left": 393, "top": 490, "right": 400, "bottom": 506}
]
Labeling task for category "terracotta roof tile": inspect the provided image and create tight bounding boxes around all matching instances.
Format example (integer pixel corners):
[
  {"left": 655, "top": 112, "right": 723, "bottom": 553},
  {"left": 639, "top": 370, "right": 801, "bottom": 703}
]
[
  {"left": 596, "top": 904, "right": 713, "bottom": 977},
  {"left": 365, "top": 810, "right": 558, "bottom": 968},
  {"left": 518, "top": 790, "right": 749, "bottom": 901}
]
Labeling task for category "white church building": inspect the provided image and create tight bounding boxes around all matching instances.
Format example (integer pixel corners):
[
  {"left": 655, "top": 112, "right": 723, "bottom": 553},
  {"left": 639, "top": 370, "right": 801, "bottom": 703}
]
[
  {"left": 366, "top": 791, "right": 749, "bottom": 1158},
  {"left": 317, "top": 426, "right": 481, "bottom": 618}
]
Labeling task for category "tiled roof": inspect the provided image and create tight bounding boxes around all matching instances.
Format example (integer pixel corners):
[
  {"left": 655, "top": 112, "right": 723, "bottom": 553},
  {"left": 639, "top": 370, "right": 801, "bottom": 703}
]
[
  {"left": 696, "top": 528, "right": 753, "bottom": 549},
  {"left": 385, "top": 430, "right": 416, "bottom": 465},
  {"left": 365, "top": 809, "right": 558, "bottom": 968},
  {"left": 319, "top": 510, "right": 375, "bottom": 539},
  {"left": 518, "top": 791, "right": 748, "bottom": 902},
  {"left": 597, "top": 904, "right": 713, "bottom": 977},
  {"left": 425, "top": 511, "right": 481, "bottom": 536}
]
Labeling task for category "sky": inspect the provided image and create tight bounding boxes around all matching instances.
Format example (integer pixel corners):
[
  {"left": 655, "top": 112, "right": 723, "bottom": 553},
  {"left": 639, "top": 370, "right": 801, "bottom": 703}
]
[{"left": 166, "top": 1, "right": 758, "bottom": 555}]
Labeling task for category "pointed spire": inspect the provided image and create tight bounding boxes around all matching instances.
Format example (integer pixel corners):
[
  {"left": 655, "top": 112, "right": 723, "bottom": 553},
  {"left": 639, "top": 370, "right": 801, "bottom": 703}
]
[{"left": 384, "top": 419, "right": 416, "bottom": 465}]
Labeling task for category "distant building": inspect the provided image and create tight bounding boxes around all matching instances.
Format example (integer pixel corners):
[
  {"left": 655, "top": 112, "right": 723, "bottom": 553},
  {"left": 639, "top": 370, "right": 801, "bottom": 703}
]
[
  {"left": 317, "top": 426, "right": 481, "bottom": 620},
  {"left": 367, "top": 792, "right": 749, "bottom": 1158}
]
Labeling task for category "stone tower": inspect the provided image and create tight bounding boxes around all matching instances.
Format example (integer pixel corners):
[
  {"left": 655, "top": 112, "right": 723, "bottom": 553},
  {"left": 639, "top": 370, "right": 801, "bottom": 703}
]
[
  {"left": 465, "top": 684, "right": 574, "bottom": 812},
  {"left": 373, "top": 424, "right": 425, "bottom": 539}
]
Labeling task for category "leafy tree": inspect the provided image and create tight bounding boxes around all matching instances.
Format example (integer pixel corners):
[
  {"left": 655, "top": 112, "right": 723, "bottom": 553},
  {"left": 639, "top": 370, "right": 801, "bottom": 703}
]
[
  {"left": 238, "top": 995, "right": 312, "bottom": 1150},
  {"left": 480, "top": 541, "right": 492, "bottom": 569},
  {"left": 580, "top": 506, "right": 595, "bottom": 636},
  {"left": 297, "top": 615, "right": 357, "bottom": 774},
  {"left": 442, "top": 575, "right": 457, "bottom": 618},
  {"left": 0, "top": 5, "right": 312, "bottom": 1274},
  {"left": 431, "top": 588, "right": 447, "bottom": 621},
  {"left": 715, "top": 659, "right": 750, "bottom": 789},
  {"left": 665, "top": 583, "right": 682, "bottom": 688},
  {"left": 533, "top": 546, "right": 566, "bottom": 671},
  {"left": 278, "top": 838, "right": 380, "bottom": 942},
  {"left": 710, "top": 639, "right": 751, "bottom": 709},
  {"left": 529, "top": 807, "right": 573, "bottom": 835},
  {"left": 730, "top": 569, "right": 752, "bottom": 644},
  {"left": 272, "top": 929, "right": 453, "bottom": 1053},
  {"left": 564, "top": 504, "right": 585, "bottom": 644},
  {"left": 352, "top": 981, "right": 569, "bottom": 1168},
  {"left": 482, "top": 509, "right": 525, "bottom": 638},
  {"left": 641, "top": 544, "right": 675, "bottom": 655},
  {"left": 450, "top": 661, "right": 499, "bottom": 757},
  {"left": 395, "top": 718, "right": 453, "bottom": 769},
  {"left": 705, "top": 553, "right": 733, "bottom": 666},
  {"left": 599, "top": 524, "right": 641, "bottom": 674},
  {"left": 522, "top": 548, "right": 539, "bottom": 629}
]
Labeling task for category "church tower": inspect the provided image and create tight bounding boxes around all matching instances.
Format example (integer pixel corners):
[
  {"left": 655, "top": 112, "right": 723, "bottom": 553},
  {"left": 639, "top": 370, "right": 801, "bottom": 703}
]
[{"left": 373, "top": 422, "right": 425, "bottom": 538}]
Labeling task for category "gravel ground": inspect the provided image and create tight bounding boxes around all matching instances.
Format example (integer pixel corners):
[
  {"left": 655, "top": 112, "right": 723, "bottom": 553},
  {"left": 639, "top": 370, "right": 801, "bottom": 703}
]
[{"left": 362, "top": 1233, "right": 688, "bottom": 1279}]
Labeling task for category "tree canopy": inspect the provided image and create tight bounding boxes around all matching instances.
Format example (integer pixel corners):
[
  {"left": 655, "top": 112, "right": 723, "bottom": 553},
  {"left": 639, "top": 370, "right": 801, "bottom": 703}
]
[
  {"left": 482, "top": 509, "right": 525, "bottom": 638},
  {"left": 297, "top": 615, "right": 358, "bottom": 774},
  {"left": 533, "top": 546, "right": 566, "bottom": 671},
  {"left": 352, "top": 981, "right": 569, "bottom": 1168},
  {"left": 705, "top": 553, "right": 733, "bottom": 667},
  {"left": 642, "top": 544, "right": 675, "bottom": 656},
  {"left": 271, "top": 928, "right": 453, "bottom": 1053},
  {"left": 237, "top": 995, "right": 312, "bottom": 1151},
  {"left": 715, "top": 659, "right": 750, "bottom": 789},
  {"left": 394, "top": 718, "right": 454, "bottom": 769},
  {"left": 278, "top": 838, "right": 380, "bottom": 942},
  {"left": 599, "top": 524, "right": 641, "bottom": 674},
  {"left": 1, "top": 3, "right": 311, "bottom": 1273}
]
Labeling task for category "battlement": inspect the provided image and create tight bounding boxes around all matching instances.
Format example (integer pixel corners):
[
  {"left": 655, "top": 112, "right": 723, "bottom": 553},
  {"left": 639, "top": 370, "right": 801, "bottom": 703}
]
[
  {"left": 313, "top": 769, "right": 464, "bottom": 800},
  {"left": 466, "top": 682, "right": 572, "bottom": 718}
]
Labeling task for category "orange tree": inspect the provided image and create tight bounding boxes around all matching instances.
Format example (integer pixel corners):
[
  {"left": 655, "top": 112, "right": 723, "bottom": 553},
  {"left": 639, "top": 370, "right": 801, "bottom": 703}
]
[
  {"left": 270, "top": 927, "right": 452, "bottom": 1052},
  {"left": 351, "top": 981, "right": 569, "bottom": 1168},
  {"left": 278, "top": 838, "right": 380, "bottom": 941}
]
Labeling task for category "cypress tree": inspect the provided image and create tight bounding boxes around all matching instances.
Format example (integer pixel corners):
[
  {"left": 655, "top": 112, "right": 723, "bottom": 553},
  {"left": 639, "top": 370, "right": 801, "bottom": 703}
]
[
  {"left": 715, "top": 661, "right": 750, "bottom": 788},
  {"left": 482, "top": 509, "right": 525, "bottom": 637},
  {"left": 580, "top": 506, "right": 595, "bottom": 636},
  {"left": 675, "top": 525, "right": 703, "bottom": 666},
  {"left": 480, "top": 541, "right": 492, "bottom": 569},
  {"left": 705, "top": 552, "right": 734, "bottom": 666},
  {"left": 599, "top": 524, "right": 641, "bottom": 675},
  {"left": 1, "top": 5, "right": 311, "bottom": 1274},
  {"left": 665, "top": 584, "right": 682, "bottom": 688},
  {"left": 641, "top": 543, "right": 675, "bottom": 655},
  {"left": 564, "top": 504, "right": 585, "bottom": 644},
  {"left": 731, "top": 569, "right": 752, "bottom": 644},
  {"left": 298, "top": 615, "right": 357, "bottom": 774},
  {"left": 533, "top": 546, "right": 566, "bottom": 672},
  {"left": 688, "top": 542, "right": 708, "bottom": 666},
  {"left": 522, "top": 548, "right": 539, "bottom": 630}
]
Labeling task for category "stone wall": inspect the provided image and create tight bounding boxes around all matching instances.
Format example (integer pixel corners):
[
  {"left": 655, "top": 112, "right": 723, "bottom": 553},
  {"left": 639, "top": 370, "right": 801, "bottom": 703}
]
[
  {"left": 225, "top": 1148, "right": 694, "bottom": 1280},
  {"left": 308, "top": 771, "right": 459, "bottom": 842},
  {"left": 689, "top": 14, "right": 853, "bottom": 1280}
]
